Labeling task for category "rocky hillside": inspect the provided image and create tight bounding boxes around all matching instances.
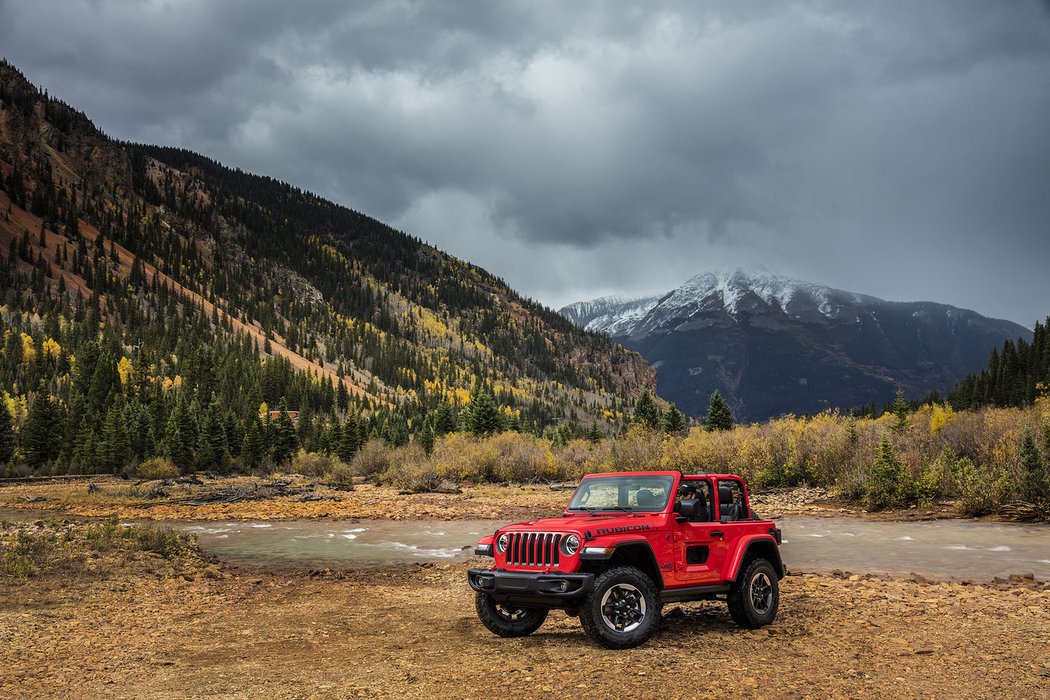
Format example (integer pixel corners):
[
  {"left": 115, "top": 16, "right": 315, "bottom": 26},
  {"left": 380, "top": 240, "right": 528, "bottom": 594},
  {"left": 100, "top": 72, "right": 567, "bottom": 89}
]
[{"left": 562, "top": 268, "right": 1030, "bottom": 421}]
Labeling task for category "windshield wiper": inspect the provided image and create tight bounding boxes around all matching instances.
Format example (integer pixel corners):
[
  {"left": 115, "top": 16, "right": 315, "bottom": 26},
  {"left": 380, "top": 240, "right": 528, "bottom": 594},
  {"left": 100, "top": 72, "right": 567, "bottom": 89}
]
[{"left": 570, "top": 505, "right": 635, "bottom": 516}]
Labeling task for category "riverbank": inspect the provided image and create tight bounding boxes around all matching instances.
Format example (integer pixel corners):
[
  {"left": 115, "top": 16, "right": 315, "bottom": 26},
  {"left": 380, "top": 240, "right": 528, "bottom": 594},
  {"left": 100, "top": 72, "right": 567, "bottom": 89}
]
[
  {"left": 0, "top": 475, "right": 1005, "bottom": 523},
  {"left": 1, "top": 521, "right": 1047, "bottom": 699}
]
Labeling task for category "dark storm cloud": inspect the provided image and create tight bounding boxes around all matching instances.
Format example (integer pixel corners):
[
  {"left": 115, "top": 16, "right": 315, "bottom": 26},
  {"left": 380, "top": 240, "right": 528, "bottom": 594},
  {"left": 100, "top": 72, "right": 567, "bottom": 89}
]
[{"left": 2, "top": 1, "right": 1048, "bottom": 325}]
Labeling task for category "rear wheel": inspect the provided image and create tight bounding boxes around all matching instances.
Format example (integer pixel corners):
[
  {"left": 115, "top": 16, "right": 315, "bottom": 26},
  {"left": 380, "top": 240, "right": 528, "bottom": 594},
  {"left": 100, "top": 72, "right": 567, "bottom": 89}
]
[
  {"left": 475, "top": 591, "right": 548, "bottom": 637},
  {"left": 727, "top": 558, "right": 779, "bottom": 628},
  {"left": 579, "top": 566, "right": 659, "bottom": 649}
]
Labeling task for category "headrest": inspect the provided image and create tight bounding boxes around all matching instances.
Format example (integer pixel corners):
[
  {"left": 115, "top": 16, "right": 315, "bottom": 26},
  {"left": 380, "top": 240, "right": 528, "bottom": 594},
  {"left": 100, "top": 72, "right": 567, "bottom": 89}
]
[
  {"left": 718, "top": 485, "right": 733, "bottom": 504},
  {"left": 635, "top": 489, "right": 655, "bottom": 507}
]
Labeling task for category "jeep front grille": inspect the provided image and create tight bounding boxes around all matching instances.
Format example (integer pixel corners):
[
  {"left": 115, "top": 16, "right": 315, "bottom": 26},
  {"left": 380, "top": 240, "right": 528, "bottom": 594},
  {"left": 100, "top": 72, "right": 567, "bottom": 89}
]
[{"left": 505, "top": 532, "right": 563, "bottom": 568}]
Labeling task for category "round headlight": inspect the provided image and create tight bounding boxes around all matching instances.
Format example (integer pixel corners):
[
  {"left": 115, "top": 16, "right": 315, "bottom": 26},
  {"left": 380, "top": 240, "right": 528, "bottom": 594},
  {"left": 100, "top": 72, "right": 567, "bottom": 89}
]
[
  {"left": 496, "top": 533, "right": 510, "bottom": 553},
  {"left": 561, "top": 534, "right": 580, "bottom": 556}
]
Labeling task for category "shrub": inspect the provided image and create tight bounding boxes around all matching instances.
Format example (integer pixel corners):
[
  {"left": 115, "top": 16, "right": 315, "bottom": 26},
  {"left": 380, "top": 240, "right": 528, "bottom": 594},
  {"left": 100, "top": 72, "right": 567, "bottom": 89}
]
[
  {"left": 609, "top": 425, "right": 663, "bottom": 472},
  {"left": 953, "top": 457, "right": 1011, "bottom": 516},
  {"left": 1, "top": 529, "right": 57, "bottom": 578},
  {"left": 377, "top": 443, "right": 442, "bottom": 492},
  {"left": 552, "top": 439, "right": 598, "bottom": 479},
  {"left": 290, "top": 450, "right": 335, "bottom": 477},
  {"left": 350, "top": 440, "right": 393, "bottom": 479},
  {"left": 135, "top": 457, "right": 179, "bottom": 480},
  {"left": 489, "top": 432, "right": 557, "bottom": 483},
  {"left": 325, "top": 460, "right": 355, "bottom": 490},
  {"left": 82, "top": 518, "right": 192, "bottom": 557}
]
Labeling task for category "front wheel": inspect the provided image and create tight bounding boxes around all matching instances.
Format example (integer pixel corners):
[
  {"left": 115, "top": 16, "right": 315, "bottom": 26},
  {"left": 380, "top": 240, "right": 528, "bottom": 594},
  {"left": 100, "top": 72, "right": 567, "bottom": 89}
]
[
  {"left": 474, "top": 591, "right": 548, "bottom": 637},
  {"left": 579, "top": 566, "right": 660, "bottom": 649},
  {"left": 727, "top": 558, "right": 779, "bottom": 628}
]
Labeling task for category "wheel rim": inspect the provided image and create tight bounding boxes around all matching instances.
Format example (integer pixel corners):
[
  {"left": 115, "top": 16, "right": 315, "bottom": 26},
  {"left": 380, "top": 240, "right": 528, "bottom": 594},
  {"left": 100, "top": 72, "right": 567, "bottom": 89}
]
[
  {"left": 494, "top": 603, "right": 529, "bottom": 621},
  {"left": 750, "top": 572, "right": 773, "bottom": 614},
  {"left": 600, "top": 583, "right": 647, "bottom": 632}
]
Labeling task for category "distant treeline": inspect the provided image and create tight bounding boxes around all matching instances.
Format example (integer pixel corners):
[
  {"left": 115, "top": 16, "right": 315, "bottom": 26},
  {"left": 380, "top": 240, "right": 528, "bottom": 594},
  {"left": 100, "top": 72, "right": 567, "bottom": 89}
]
[{"left": 948, "top": 318, "right": 1050, "bottom": 410}]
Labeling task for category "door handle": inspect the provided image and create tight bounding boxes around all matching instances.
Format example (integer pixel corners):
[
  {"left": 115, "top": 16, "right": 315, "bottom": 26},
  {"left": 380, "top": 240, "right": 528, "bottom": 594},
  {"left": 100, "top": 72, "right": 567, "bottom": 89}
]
[{"left": 710, "top": 531, "right": 725, "bottom": 538}]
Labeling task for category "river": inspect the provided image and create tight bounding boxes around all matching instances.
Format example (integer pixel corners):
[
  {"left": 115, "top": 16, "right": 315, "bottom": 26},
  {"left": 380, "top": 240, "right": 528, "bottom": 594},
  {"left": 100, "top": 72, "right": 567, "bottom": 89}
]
[{"left": 168, "top": 515, "right": 1050, "bottom": 581}]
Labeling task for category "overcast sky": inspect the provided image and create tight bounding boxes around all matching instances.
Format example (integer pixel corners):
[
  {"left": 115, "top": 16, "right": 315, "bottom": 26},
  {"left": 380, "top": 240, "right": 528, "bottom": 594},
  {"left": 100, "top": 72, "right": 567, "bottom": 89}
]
[{"left": 2, "top": 1, "right": 1048, "bottom": 326}]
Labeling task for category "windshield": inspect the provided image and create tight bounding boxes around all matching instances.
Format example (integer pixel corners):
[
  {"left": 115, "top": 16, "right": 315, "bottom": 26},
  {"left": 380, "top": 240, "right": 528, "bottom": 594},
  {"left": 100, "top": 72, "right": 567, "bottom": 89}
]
[{"left": 567, "top": 475, "right": 675, "bottom": 513}]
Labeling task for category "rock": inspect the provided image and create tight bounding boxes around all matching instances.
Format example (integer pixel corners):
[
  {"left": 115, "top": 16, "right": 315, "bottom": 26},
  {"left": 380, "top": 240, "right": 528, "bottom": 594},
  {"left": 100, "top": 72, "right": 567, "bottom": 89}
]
[
  {"left": 24, "top": 495, "right": 46, "bottom": 503},
  {"left": 298, "top": 493, "right": 342, "bottom": 502},
  {"left": 910, "top": 573, "right": 932, "bottom": 585}
]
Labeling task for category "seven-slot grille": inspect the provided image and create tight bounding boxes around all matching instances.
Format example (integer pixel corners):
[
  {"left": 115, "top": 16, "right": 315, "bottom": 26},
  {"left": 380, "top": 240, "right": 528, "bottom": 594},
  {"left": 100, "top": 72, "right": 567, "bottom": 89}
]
[{"left": 504, "top": 532, "right": 564, "bottom": 567}]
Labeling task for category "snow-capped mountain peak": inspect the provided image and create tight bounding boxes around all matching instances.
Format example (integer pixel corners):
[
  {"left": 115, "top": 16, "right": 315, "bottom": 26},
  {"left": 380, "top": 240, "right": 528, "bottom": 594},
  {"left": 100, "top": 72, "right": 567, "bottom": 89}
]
[
  {"left": 561, "top": 267, "right": 870, "bottom": 339},
  {"left": 667, "top": 267, "right": 862, "bottom": 318},
  {"left": 560, "top": 293, "right": 664, "bottom": 337}
]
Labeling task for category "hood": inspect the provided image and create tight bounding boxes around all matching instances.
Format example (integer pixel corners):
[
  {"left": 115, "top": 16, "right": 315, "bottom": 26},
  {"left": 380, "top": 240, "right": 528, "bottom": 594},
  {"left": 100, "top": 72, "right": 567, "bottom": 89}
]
[{"left": 500, "top": 513, "right": 663, "bottom": 533}]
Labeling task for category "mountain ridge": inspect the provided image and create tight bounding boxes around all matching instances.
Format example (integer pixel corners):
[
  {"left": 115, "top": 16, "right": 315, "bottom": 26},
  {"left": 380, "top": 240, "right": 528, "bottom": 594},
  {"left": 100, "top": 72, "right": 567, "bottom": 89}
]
[{"left": 560, "top": 268, "right": 1031, "bottom": 421}]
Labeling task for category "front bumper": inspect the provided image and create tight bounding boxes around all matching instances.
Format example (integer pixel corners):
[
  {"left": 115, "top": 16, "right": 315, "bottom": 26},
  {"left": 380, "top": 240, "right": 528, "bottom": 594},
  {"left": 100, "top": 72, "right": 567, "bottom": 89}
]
[{"left": 467, "top": 568, "right": 594, "bottom": 607}]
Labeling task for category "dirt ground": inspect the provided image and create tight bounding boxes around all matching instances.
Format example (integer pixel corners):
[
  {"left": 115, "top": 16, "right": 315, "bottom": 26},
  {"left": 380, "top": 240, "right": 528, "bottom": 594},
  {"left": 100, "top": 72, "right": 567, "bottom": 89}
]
[
  {"left": 2, "top": 551, "right": 1048, "bottom": 700},
  {"left": 0, "top": 475, "right": 966, "bottom": 524}
]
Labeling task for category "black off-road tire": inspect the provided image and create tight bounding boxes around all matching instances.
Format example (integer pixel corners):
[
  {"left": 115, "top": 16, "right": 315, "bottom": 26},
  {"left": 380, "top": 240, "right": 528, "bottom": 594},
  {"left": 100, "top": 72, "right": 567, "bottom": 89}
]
[
  {"left": 579, "top": 566, "right": 660, "bottom": 649},
  {"left": 727, "top": 558, "right": 779, "bottom": 628},
  {"left": 474, "top": 591, "right": 548, "bottom": 637}
]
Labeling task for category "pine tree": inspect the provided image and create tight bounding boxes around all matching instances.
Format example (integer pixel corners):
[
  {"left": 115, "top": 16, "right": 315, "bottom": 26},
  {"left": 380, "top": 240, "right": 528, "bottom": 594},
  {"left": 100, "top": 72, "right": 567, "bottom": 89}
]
[
  {"left": 271, "top": 406, "right": 298, "bottom": 465},
  {"left": 101, "top": 402, "right": 130, "bottom": 472},
  {"left": 586, "top": 420, "right": 603, "bottom": 444},
  {"left": 22, "top": 393, "right": 58, "bottom": 467},
  {"left": 338, "top": 414, "right": 362, "bottom": 462},
  {"left": 0, "top": 400, "right": 14, "bottom": 466},
  {"left": 663, "top": 404, "right": 687, "bottom": 436},
  {"left": 464, "top": 389, "right": 503, "bottom": 436},
  {"left": 1019, "top": 429, "right": 1048, "bottom": 506},
  {"left": 704, "top": 390, "right": 734, "bottom": 432},
  {"left": 196, "top": 410, "right": 216, "bottom": 471},
  {"left": 161, "top": 408, "right": 193, "bottom": 472},
  {"left": 433, "top": 400, "right": 457, "bottom": 435},
  {"left": 336, "top": 381, "right": 350, "bottom": 413},
  {"left": 632, "top": 389, "right": 662, "bottom": 430},
  {"left": 418, "top": 418, "right": 435, "bottom": 455},
  {"left": 241, "top": 416, "right": 266, "bottom": 468},
  {"left": 866, "top": 435, "right": 913, "bottom": 509},
  {"left": 891, "top": 387, "right": 909, "bottom": 434}
]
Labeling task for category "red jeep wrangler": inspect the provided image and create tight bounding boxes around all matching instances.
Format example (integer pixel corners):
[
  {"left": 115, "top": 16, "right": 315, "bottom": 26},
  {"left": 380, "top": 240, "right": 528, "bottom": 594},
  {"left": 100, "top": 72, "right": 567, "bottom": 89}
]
[{"left": 468, "top": 471, "right": 784, "bottom": 648}]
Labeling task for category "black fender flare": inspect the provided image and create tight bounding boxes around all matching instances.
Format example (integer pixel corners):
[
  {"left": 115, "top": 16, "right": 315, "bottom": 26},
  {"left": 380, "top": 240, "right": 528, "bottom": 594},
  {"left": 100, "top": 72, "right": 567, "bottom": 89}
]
[{"left": 579, "top": 538, "right": 664, "bottom": 588}]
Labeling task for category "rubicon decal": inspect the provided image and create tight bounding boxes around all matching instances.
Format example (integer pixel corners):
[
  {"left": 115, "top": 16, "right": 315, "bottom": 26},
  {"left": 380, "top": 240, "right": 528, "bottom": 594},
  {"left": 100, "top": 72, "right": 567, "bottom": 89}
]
[{"left": 595, "top": 524, "right": 651, "bottom": 535}]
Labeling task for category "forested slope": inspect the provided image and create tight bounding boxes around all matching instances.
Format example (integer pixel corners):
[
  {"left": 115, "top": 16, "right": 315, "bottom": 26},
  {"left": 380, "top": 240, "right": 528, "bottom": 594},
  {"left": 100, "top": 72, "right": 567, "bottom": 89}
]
[{"left": 0, "top": 60, "right": 653, "bottom": 473}]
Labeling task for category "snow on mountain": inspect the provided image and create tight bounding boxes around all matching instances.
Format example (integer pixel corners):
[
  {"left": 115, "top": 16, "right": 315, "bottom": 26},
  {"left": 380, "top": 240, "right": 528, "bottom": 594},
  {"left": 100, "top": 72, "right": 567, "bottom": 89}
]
[
  {"left": 561, "top": 267, "right": 873, "bottom": 339},
  {"left": 560, "top": 293, "right": 664, "bottom": 337}
]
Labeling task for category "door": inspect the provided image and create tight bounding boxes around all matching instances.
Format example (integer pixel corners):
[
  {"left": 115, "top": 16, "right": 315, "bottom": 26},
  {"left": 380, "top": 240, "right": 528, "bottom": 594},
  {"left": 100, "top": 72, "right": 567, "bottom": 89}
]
[
  {"left": 672, "top": 479, "right": 728, "bottom": 586},
  {"left": 675, "top": 521, "right": 729, "bottom": 585}
]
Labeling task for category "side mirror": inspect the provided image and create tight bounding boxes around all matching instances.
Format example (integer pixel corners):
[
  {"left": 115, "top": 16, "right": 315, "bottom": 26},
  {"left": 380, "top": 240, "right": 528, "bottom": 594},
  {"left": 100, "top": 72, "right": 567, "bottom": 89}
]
[{"left": 678, "top": 498, "right": 699, "bottom": 519}]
